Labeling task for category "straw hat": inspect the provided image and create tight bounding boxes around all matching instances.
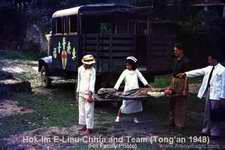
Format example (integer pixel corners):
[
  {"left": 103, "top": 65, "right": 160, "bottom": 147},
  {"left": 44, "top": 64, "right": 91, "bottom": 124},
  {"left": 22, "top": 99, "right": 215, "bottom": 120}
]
[
  {"left": 126, "top": 56, "right": 137, "bottom": 63},
  {"left": 82, "top": 54, "right": 96, "bottom": 65}
]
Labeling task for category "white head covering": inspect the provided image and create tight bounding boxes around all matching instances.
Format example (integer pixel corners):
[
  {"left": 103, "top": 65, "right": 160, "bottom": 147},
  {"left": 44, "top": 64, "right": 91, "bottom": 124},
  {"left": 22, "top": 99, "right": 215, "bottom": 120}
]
[
  {"left": 126, "top": 56, "right": 137, "bottom": 63},
  {"left": 82, "top": 54, "right": 96, "bottom": 65}
]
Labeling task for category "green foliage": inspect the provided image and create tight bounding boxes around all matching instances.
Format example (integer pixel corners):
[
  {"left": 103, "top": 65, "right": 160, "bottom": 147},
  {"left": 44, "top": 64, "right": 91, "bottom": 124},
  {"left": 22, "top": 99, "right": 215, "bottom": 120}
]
[{"left": 151, "top": 75, "right": 171, "bottom": 88}]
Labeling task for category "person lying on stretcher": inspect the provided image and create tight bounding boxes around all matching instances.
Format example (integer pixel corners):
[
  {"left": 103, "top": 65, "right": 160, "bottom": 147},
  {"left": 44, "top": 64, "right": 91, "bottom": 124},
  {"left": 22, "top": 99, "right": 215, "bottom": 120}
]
[{"left": 96, "top": 87, "right": 176, "bottom": 100}]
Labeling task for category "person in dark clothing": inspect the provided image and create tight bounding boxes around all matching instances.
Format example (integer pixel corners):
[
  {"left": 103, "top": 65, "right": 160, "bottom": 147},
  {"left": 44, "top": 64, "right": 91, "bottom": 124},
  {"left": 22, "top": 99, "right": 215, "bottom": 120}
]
[{"left": 169, "top": 43, "right": 190, "bottom": 128}]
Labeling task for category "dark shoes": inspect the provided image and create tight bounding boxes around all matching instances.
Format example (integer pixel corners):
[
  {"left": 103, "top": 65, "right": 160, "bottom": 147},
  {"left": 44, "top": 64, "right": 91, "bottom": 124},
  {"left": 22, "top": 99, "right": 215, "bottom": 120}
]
[
  {"left": 200, "top": 129, "right": 220, "bottom": 139},
  {"left": 78, "top": 126, "right": 93, "bottom": 135},
  {"left": 78, "top": 126, "right": 87, "bottom": 132},
  {"left": 168, "top": 122, "right": 184, "bottom": 129},
  {"left": 82, "top": 129, "right": 93, "bottom": 135}
]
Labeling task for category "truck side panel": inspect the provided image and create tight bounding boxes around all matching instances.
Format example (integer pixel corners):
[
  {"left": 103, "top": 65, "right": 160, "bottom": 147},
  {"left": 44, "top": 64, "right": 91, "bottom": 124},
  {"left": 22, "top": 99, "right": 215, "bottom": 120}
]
[
  {"left": 80, "top": 33, "right": 136, "bottom": 73},
  {"left": 49, "top": 34, "right": 79, "bottom": 75}
]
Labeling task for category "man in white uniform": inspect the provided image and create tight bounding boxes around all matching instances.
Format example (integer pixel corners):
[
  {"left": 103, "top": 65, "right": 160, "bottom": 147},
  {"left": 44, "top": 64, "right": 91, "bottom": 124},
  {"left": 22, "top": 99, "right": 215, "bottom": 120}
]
[
  {"left": 179, "top": 54, "right": 225, "bottom": 138},
  {"left": 76, "top": 54, "right": 96, "bottom": 135}
]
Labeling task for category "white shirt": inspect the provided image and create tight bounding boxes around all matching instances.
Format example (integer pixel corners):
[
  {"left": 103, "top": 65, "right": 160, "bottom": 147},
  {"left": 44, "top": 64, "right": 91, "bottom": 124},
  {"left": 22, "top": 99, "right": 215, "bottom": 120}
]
[
  {"left": 185, "top": 63, "right": 225, "bottom": 100},
  {"left": 76, "top": 65, "right": 96, "bottom": 95},
  {"left": 114, "top": 69, "right": 149, "bottom": 114},
  {"left": 222, "top": 68, "right": 225, "bottom": 99},
  {"left": 114, "top": 69, "right": 148, "bottom": 91}
]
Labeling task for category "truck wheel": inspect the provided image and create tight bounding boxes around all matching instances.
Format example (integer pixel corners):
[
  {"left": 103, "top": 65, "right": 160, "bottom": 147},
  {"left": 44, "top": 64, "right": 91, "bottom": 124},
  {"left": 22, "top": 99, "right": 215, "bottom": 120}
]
[{"left": 40, "top": 66, "right": 51, "bottom": 87}]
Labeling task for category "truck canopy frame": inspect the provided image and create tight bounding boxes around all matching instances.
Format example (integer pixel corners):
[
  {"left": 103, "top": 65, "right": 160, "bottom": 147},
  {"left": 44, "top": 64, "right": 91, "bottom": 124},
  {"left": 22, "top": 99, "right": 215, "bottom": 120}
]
[{"left": 52, "top": 3, "right": 135, "bottom": 18}]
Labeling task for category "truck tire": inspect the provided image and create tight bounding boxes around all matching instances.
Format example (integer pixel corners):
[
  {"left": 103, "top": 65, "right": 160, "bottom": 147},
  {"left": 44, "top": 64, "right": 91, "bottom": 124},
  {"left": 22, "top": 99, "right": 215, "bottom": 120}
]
[{"left": 40, "top": 66, "right": 51, "bottom": 88}]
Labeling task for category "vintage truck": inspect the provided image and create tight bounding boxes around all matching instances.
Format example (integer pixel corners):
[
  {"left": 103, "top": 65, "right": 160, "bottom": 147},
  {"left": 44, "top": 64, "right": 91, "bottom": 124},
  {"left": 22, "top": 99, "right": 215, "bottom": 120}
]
[{"left": 38, "top": 3, "right": 176, "bottom": 87}]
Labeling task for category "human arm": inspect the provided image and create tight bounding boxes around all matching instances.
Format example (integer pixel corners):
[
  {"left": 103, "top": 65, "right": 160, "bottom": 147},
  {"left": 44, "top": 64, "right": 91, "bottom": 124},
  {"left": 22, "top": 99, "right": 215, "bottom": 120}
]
[
  {"left": 76, "top": 67, "right": 81, "bottom": 93},
  {"left": 136, "top": 69, "right": 149, "bottom": 86},
  {"left": 220, "top": 70, "right": 225, "bottom": 99},
  {"left": 177, "top": 67, "right": 208, "bottom": 78},
  {"left": 87, "top": 68, "right": 96, "bottom": 103},
  {"left": 75, "top": 67, "right": 81, "bottom": 100},
  {"left": 114, "top": 70, "right": 126, "bottom": 90},
  {"left": 185, "top": 67, "right": 208, "bottom": 78},
  {"left": 88, "top": 68, "right": 96, "bottom": 94}
]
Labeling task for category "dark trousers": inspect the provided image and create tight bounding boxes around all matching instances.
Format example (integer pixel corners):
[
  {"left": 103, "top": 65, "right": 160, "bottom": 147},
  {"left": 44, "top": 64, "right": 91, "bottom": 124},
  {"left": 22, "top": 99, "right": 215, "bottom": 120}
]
[
  {"left": 169, "top": 96, "right": 187, "bottom": 128},
  {"left": 202, "top": 91, "right": 225, "bottom": 136},
  {"left": 169, "top": 77, "right": 188, "bottom": 128}
]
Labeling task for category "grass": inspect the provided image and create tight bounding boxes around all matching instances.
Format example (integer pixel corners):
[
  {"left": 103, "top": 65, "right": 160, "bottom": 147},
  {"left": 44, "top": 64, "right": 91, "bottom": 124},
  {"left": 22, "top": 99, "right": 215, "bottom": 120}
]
[
  {"left": 18, "top": 93, "right": 77, "bottom": 126},
  {"left": 0, "top": 50, "right": 207, "bottom": 144},
  {"left": 0, "top": 82, "right": 118, "bottom": 138},
  {"left": 0, "top": 67, "right": 203, "bottom": 139},
  {"left": 0, "top": 50, "right": 117, "bottom": 139},
  {"left": 0, "top": 80, "right": 212, "bottom": 148},
  {"left": 151, "top": 75, "right": 171, "bottom": 88},
  {"left": 146, "top": 75, "right": 204, "bottom": 136},
  {"left": 143, "top": 94, "right": 204, "bottom": 137},
  {"left": 151, "top": 74, "right": 202, "bottom": 88},
  {"left": 0, "top": 91, "right": 77, "bottom": 138},
  {"left": 0, "top": 50, "right": 46, "bottom": 61}
]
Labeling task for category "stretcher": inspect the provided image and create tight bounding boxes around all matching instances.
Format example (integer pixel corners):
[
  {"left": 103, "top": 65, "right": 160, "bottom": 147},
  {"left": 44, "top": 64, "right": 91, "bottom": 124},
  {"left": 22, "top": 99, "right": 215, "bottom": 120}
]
[
  {"left": 94, "top": 94, "right": 154, "bottom": 101},
  {"left": 94, "top": 88, "right": 178, "bottom": 101}
]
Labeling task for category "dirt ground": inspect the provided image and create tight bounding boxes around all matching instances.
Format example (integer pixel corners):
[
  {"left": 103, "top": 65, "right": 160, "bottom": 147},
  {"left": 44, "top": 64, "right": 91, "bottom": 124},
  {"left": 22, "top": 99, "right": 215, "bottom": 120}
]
[
  {"left": 0, "top": 99, "right": 33, "bottom": 118},
  {"left": 0, "top": 52, "right": 225, "bottom": 150}
]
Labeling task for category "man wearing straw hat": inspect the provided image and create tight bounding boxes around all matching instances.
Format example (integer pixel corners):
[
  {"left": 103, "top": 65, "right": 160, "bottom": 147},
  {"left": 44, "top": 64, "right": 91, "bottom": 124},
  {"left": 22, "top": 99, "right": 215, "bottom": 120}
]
[{"left": 76, "top": 54, "right": 96, "bottom": 135}]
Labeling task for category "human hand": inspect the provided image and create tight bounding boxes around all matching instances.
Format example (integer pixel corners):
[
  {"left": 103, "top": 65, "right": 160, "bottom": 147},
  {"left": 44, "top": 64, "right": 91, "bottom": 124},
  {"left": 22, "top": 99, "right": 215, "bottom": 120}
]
[
  {"left": 145, "top": 84, "right": 153, "bottom": 89},
  {"left": 114, "top": 88, "right": 118, "bottom": 91},
  {"left": 164, "top": 89, "right": 172, "bottom": 95},
  {"left": 86, "top": 92, "right": 94, "bottom": 103},
  {"left": 177, "top": 73, "right": 186, "bottom": 78},
  {"left": 164, "top": 88, "right": 175, "bottom": 95},
  {"left": 182, "top": 90, "right": 188, "bottom": 96}
]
